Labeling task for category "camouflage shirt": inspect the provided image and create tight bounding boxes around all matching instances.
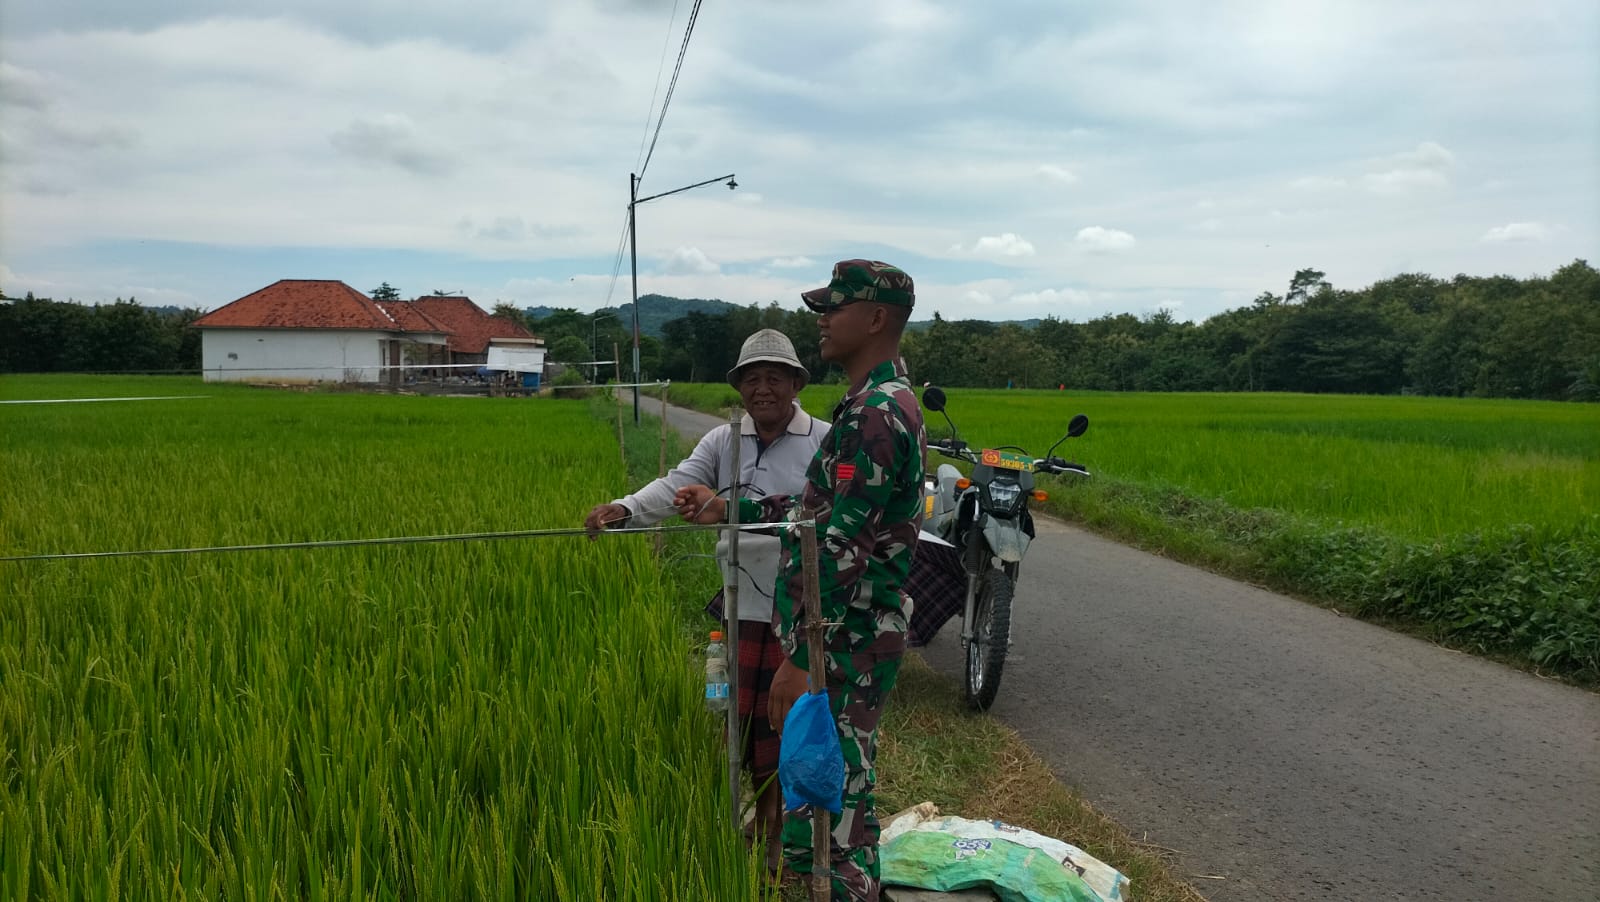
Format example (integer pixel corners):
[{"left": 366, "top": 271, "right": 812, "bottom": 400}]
[{"left": 739, "top": 358, "right": 927, "bottom": 670}]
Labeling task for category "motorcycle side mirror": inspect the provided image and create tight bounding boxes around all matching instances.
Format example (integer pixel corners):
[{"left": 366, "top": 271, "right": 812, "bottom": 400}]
[
  {"left": 921, "top": 386, "right": 963, "bottom": 448},
  {"left": 1045, "top": 414, "right": 1090, "bottom": 460}
]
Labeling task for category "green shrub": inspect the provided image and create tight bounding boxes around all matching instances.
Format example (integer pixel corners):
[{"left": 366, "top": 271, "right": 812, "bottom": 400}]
[{"left": 549, "top": 367, "right": 590, "bottom": 400}]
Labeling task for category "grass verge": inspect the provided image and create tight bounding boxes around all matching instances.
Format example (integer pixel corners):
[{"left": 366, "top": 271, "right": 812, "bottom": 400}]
[
  {"left": 1050, "top": 479, "right": 1600, "bottom": 684},
  {"left": 602, "top": 397, "right": 1207, "bottom": 901}
]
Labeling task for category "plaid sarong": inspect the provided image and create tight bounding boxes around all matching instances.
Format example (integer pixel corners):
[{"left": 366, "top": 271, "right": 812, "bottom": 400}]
[
  {"left": 905, "top": 537, "right": 966, "bottom": 647},
  {"left": 734, "top": 617, "right": 785, "bottom": 780}
]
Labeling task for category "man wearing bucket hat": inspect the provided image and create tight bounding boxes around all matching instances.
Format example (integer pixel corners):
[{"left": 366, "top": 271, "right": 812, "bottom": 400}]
[
  {"left": 675, "top": 260, "right": 927, "bottom": 900},
  {"left": 583, "top": 327, "right": 823, "bottom": 871}
]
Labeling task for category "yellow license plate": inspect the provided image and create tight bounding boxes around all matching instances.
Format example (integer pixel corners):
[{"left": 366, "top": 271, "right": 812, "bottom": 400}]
[{"left": 981, "top": 449, "right": 1033, "bottom": 471}]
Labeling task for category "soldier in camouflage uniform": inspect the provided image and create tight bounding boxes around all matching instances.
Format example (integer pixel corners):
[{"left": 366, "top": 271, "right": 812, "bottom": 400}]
[{"left": 676, "top": 260, "right": 926, "bottom": 900}]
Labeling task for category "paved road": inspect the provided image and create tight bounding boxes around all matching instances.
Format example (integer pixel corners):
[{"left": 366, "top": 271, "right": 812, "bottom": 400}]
[{"left": 653, "top": 400, "right": 1600, "bottom": 901}]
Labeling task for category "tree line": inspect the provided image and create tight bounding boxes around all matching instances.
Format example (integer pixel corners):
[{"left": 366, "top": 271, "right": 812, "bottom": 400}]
[
  {"left": 623, "top": 261, "right": 1600, "bottom": 400},
  {"left": 6, "top": 261, "right": 1596, "bottom": 400},
  {"left": 0, "top": 295, "right": 203, "bottom": 374}
]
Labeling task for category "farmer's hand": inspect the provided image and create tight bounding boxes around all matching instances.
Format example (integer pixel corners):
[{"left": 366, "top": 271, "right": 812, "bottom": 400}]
[
  {"left": 766, "top": 658, "right": 810, "bottom": 734},
  {"left": 672, "top": 485, "right": 725, "bottom": 524},
  {"left": 583, "top": 503, "right": 629, "bottom": 539}
]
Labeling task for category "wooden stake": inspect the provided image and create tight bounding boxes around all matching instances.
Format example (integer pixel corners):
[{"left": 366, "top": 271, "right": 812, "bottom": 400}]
[
  {"left": 656, "top": 384, "right": 670, "bottom": 556},
  {"left": 614, "top": 342, "right": 625, "bottom": 466},
  {"left": 659, "top": 383, "right": 670, "bottom": 478},
  {"left": 798, "top": 511, "right": 831, "bottom": 902},
  {"left": 724, "top": 408, "right": 742, "bottom": 828}
]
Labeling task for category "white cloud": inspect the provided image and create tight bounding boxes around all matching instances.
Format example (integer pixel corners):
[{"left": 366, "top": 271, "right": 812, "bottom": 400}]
[
  {"left": 662, "top": 246, "right": 720, "bottom": 275},
  {"left": 1359, "top": 141, "right": 1455, "bottom": 195},
  {"left": 1291, "top": 176, "right": 1347, "bottom": 191},
  {"left": 876, "top": 0, "right": 955, "bottom": 30},
  {"left": 1480, "top": 222, "right": 1551, "bottom": 243},
  {"left": 329, "top": 114, "right": 450, "bottom": 176},
  {"left": 0, "top": 61, "right": 52, "bottom": 111},
  {"left": 769, "top": 256, "right": 815, "bottom": 268},
  {"left": 1288, "top": 142, "right": 1456, "bottom": 200},
  {"left": 458, "top": 216, "right": 579, "bottom": 242},
  {"left": 1036, "top": 164, "right": 1078, "bottom": 185},
  {"left": 1397, "top": 141, "right": 1455, "bottom": 169},
  {"left": 969, "top": 232, "right": 1037, "bottom": 258},
  {"left": 1362, "top": 168, "right": 1450, "bottom": 195},
  {"left": 1010, "top": 288, "right": 1092, "bottom": 307},
  {"left": 1074, "top": 226, "right": 1136, "bottom": 253}
]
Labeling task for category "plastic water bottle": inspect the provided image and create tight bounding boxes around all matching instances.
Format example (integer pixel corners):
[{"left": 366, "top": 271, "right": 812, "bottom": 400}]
[{"left": 705, "top": 630, "right": 730, "bottom": 712}]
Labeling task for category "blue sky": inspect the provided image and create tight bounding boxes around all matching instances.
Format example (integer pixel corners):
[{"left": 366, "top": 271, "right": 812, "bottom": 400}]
[{"left": 2, "top": 0, "right": 1595, "bottom": 322}]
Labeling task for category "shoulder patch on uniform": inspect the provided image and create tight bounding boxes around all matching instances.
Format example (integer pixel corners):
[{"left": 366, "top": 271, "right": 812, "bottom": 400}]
[{"left": 836, "top": 427, "right": 862, "bottom": 460}]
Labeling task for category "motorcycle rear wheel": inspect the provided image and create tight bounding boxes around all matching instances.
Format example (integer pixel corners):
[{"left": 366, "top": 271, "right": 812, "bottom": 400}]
[{"left": 964, "top": 565, "right": 1014, "bottom": 711}]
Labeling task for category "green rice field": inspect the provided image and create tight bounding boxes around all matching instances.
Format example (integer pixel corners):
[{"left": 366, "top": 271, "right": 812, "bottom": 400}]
[
  {"left": 656, "top": 382, "right": 1600, "bottom": 677},
  {"left": 1, "top": 375, "right": 766, "bottom": 900}
]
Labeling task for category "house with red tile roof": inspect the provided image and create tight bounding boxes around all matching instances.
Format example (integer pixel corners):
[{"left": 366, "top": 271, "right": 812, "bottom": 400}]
[
  {"left": 191, "top": 280, "right": 452, "bottom": 384},
  {"left": 409, "top": 295, "right": 541, "bottom": 368}
]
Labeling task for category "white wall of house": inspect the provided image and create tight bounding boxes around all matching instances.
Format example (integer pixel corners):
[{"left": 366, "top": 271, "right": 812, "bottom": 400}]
[{"left": 200, "top": 329, "right": 392, "bottom": 382}]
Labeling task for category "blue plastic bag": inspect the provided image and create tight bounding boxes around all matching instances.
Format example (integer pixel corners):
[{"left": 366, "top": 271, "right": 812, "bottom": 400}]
[{"left": 778, "top": 691, "right": 844, "bottom": 813}]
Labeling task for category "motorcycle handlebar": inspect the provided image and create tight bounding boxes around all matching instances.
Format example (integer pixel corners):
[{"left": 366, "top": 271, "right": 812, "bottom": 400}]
[
  {"left": 927, "top": 445, "right": 1089, "bottom": 475},
  {"left": 1039, "top": 457, "right": 1090, "bottom": 476}
]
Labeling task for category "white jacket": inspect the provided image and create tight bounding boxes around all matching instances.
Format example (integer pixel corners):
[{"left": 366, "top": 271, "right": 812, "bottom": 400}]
[{"left": 614, "top": 403, "right": 824, "bottom": 623}]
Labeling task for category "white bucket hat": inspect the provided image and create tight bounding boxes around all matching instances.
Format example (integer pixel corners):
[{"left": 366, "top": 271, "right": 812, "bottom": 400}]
[{"left": 726, "top": 328, "right": 809, "bottom": 388}]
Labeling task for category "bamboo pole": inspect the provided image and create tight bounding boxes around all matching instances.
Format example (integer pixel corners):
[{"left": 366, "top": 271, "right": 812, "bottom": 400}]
[
  {"left": 614, "top": 342, "right": 625, "bottom": 466},
  {"left": 656, "top": 384, "right": 670, "bottom": 556},
  {"left": 798, "top": 511, "right": 831, "bottom": 902},
  {"left": 724, "top": 408, "right": 742, "bottom": 828}
]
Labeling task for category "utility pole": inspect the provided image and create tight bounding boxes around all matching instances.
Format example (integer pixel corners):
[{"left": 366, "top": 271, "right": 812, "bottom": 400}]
[{"left": 627, "top": 170, "right": 737, "bottom": 425}]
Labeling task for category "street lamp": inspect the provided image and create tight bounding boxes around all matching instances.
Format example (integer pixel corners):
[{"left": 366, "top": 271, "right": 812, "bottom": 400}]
[
  {"left": 590, "top": 310, "right": 618, "bottom": 382},
  {"left": 629, "top": 170, "right": 737, "bottom": 423}
]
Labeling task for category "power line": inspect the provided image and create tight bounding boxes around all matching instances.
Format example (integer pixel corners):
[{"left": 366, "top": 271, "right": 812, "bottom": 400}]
[
  {"left": 638, "top": 0, "right": 706, "bottom": 185},
  {"left": 601, "top": 213, "right": 632, "bottom": 309},
  {"left": 598, "top": 0, "right": 699, "bottom": 317},
  {"left": 634, "top": 0, "right": 683, "bottom": 174}
]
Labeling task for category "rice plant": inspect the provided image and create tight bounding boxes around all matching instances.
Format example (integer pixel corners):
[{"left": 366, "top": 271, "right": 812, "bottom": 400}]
[{"left": 1, "top": 376, "right": 768, "bottom": 900}]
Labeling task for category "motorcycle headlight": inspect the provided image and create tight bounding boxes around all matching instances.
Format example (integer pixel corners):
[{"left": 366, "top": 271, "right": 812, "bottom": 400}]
[{"left": 985, "top": 481, "right": 1021, "bottom": 509}]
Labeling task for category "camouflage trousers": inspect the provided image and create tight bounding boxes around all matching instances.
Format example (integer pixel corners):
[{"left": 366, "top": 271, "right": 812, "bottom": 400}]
[{"left": 781, "top": 632, "right": 906, "bottom": 902}]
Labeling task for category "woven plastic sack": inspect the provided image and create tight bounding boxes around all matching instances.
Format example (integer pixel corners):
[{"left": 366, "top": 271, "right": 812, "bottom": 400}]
[
  {"left": 881, "top": 810, "right": 1130, "bottom": 902},
  {"left": 778, "top": 690, "right": 844, "bottom": 813}
]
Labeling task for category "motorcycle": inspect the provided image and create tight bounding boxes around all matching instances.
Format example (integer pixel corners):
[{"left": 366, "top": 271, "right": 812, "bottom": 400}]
[{"left": 913, "top": 386, "right": 1090, "bottom": 711}]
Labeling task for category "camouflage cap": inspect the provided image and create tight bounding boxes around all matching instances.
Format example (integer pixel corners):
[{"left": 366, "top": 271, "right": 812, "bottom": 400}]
[{"left": 800, "top": 259, "right": 915, "bottom": 312}]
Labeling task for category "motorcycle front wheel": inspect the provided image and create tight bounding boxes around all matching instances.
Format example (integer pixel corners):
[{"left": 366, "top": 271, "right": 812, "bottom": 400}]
[{"left": 964, "top": 565, "right": 1014, "bottom": 711}]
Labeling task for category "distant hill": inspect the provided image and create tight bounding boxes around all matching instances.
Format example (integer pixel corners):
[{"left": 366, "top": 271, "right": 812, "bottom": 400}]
[
  {"left": 524, "top": 294, "right": 1038, "bottom": 338},
  {"left": 525, "top": 295, "right": 740, "bottom": 338}
]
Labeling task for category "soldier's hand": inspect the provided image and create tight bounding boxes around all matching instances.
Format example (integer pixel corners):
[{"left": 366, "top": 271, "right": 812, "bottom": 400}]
[
  {"left": 584, "top": 503, "right": 629, "bottom": 539},
  {"left": 767, "top": 658, "right": 809, "bottom": 734},
  {"left": 672, "top": 485, "right": 725, "bottom": 524}
]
